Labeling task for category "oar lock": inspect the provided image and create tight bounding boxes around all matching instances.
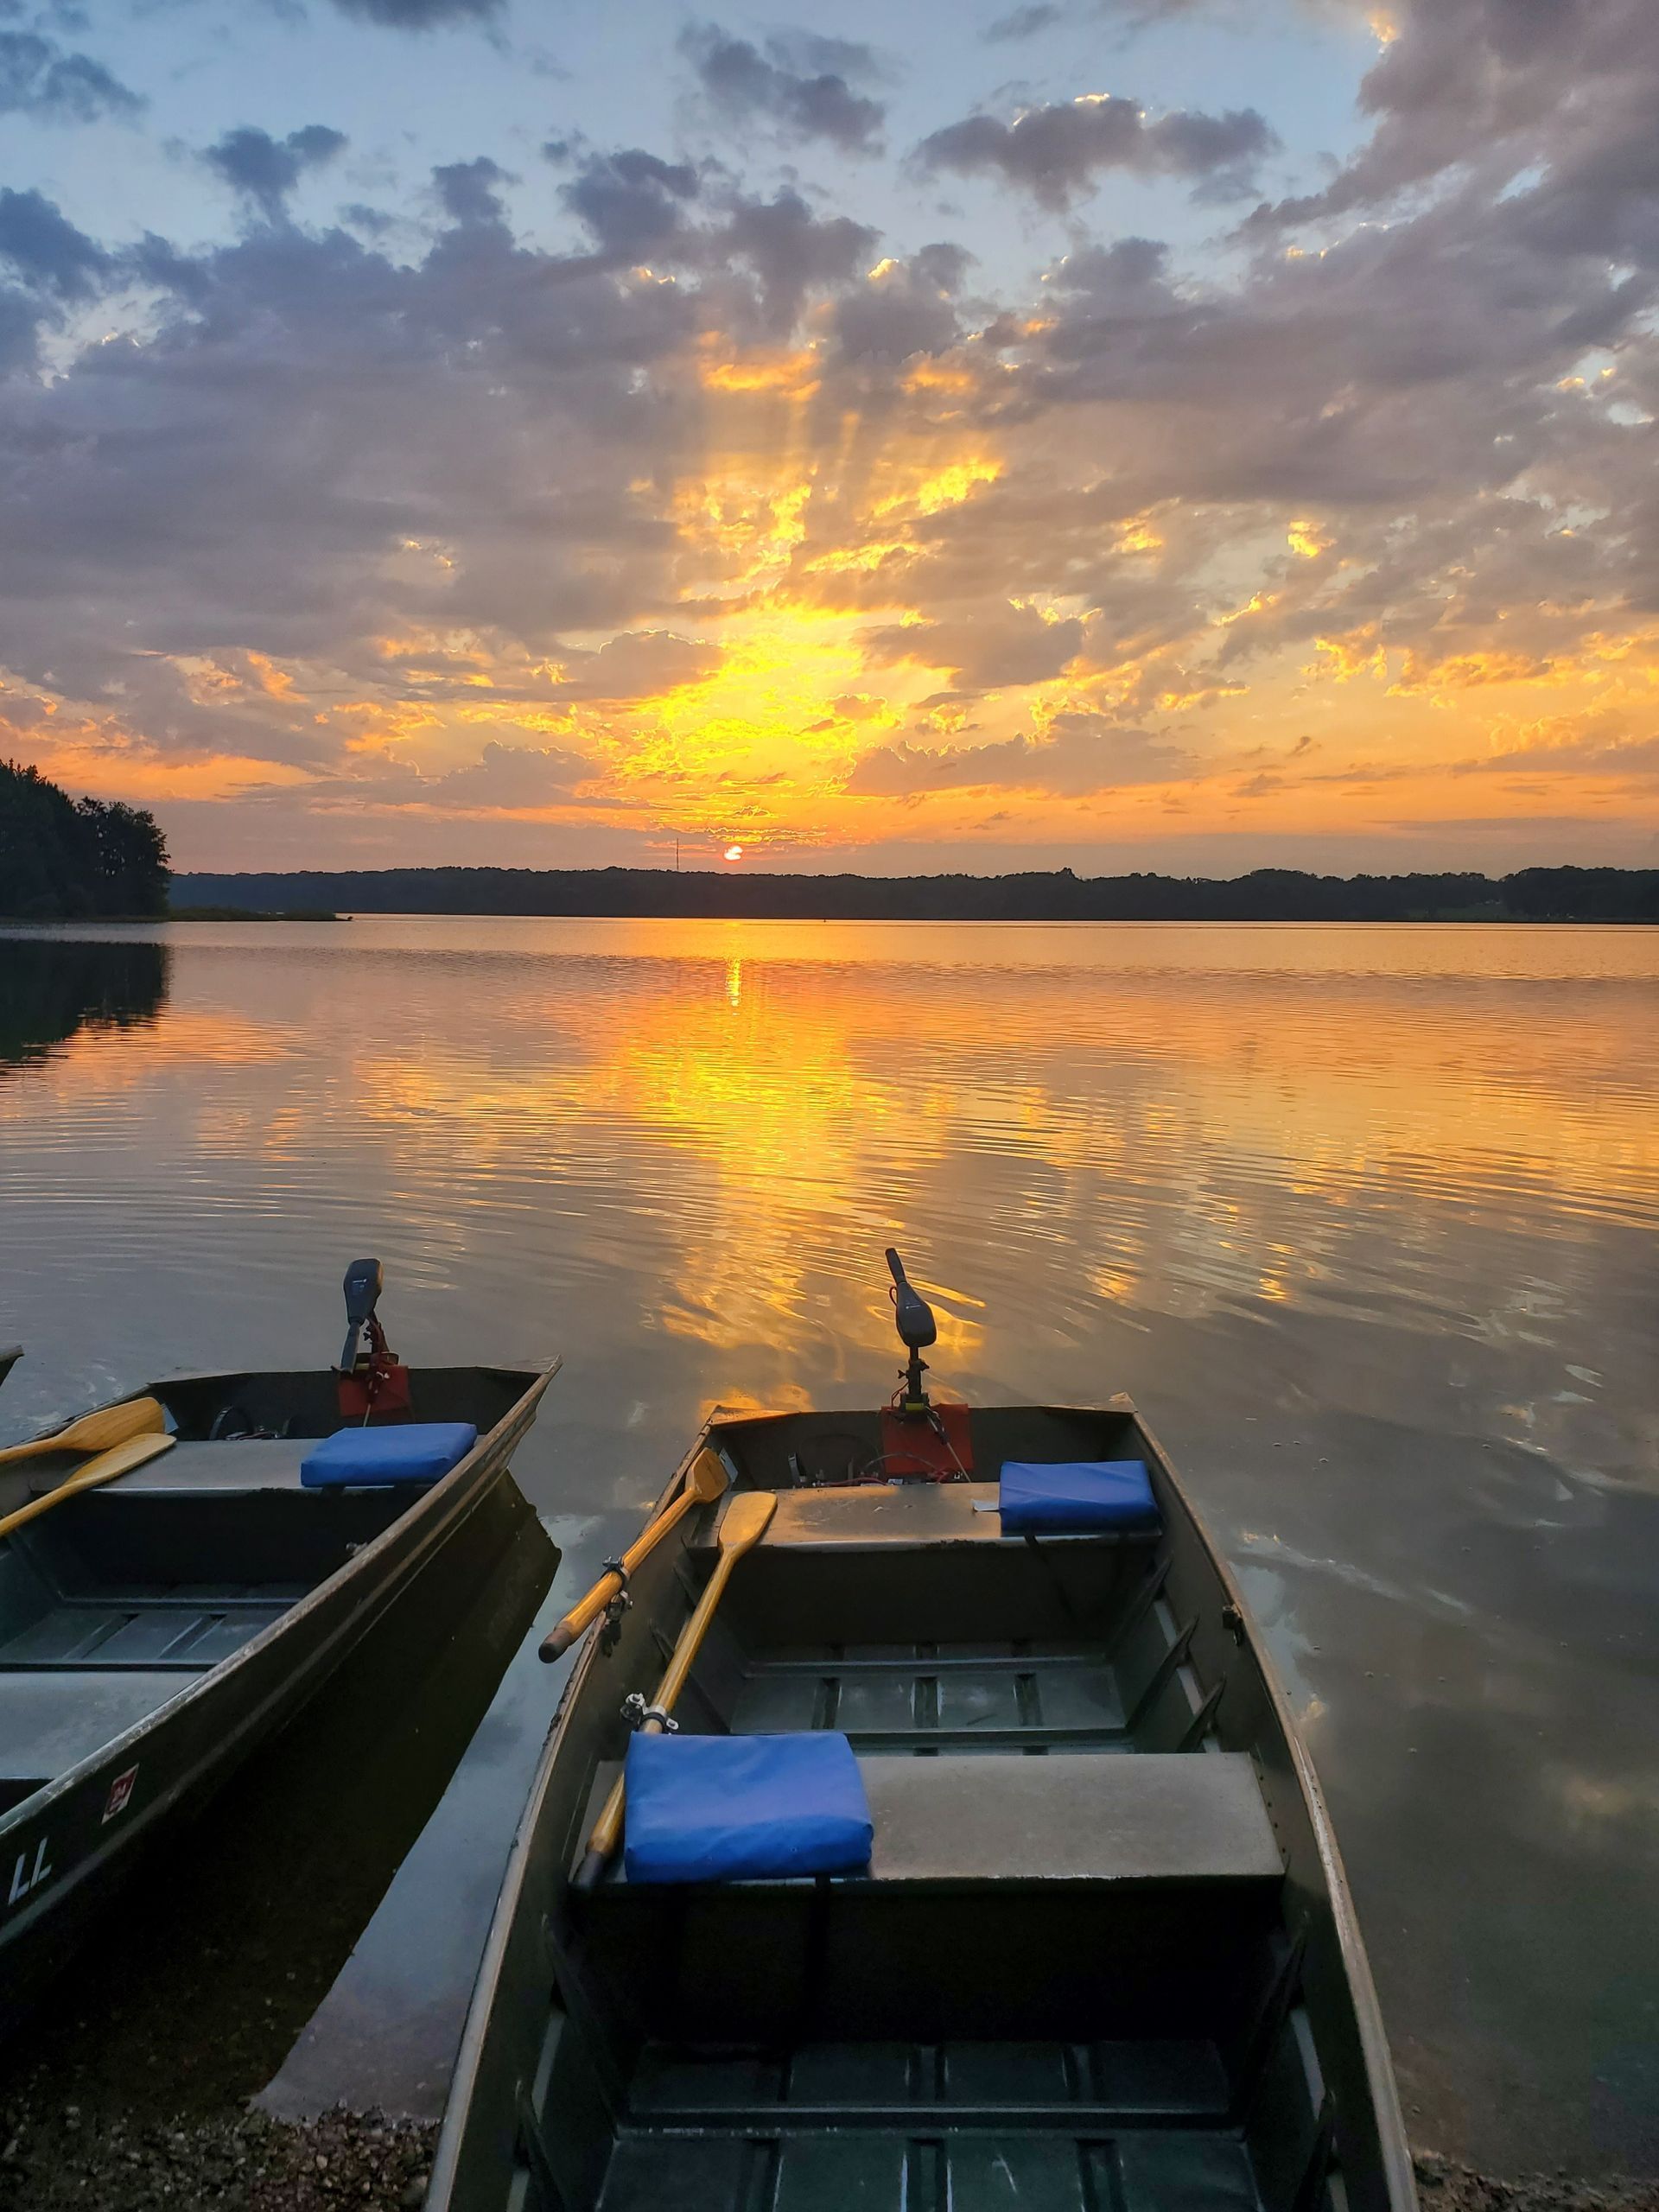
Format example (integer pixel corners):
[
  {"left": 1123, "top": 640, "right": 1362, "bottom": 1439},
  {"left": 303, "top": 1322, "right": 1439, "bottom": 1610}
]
[
  {"left": 620, "top": 1692, "right": 678, "bottom": 1733},
  {"left": 598, "top": 1558, "right": 632, "bottom": 1653}
]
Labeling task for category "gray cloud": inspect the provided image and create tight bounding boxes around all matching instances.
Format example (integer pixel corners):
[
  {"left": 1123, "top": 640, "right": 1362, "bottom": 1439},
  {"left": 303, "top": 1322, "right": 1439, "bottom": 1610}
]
[
  {"left": 432, "top": 155, "right": 511, "bottom": 227},
  {"left": 0, "top": 187, "right": 109, "bottom": 299},
  {"left": 845, "top": 716, "right": 1188, "bottom": 798},
  {"left": 203, "top": 124, "right": 348, "bottom": 224},
  {"left": 828, "top": 251, "right": 963, "bottom": 365},
  {"left": 425, "top": 741, "right": 592, "bottom": 808},
  {"left": 984, "top": 5, "right": 1064, "bottom": 41},
  {"left": 0, "top": 24, "right": 142, "bottom": 122},
  {"left": 0, "top": 289, "right": 43, "bottom": 376},
  {"left": 561, "top": 149, "right": 701, "bottom": 257},
  {"left": 327, "top": 0, "right": 501, "bottom": 26},
  {"left": 763, "top": 30, "right": 887, "bottom": 83},
  {"left": 680, "top": 23, "right": 885, "bottom": 152},
  {"left": 1250, "top": 0, "right": 1659, "bottom": 246},
  {"left": 0, "top": 188, "right": 697, "bottom": 722},
  {"left": 913, "top": 93, "right": 1275, "bottom": 208},
  {"left": 722, "top": 190, "right": 877, "bottom": 333},
  {"left": 862, "top": 604, "right": 1086, "bottom": 688},
  {"left": 549, "top": 631, "right": 721, "bottom": 702}
]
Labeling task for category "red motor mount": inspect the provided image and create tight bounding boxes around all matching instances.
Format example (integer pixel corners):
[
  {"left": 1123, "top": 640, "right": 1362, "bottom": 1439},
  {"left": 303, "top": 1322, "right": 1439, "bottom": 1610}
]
[{"left": 879, "top": 1402, "right": 974, "bottom": 1482}]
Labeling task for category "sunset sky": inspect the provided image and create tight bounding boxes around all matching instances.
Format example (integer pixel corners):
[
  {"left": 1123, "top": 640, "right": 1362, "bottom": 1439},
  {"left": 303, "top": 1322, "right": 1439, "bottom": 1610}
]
[{"left": 2, "top": 0, "right": 1656, "bottom": 875}]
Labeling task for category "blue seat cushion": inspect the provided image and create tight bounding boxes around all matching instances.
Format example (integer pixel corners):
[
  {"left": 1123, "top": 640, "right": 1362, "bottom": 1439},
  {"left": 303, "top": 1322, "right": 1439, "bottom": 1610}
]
[
  {"left": 999, "top": 1459, "right": 1159, "bottom": 1535},
  {"left": 301, "top": 1421, "right": 478, "bottom": 1490},
  {"left": 624, "top": 1732, "right": 874, "bottom": 1885}
]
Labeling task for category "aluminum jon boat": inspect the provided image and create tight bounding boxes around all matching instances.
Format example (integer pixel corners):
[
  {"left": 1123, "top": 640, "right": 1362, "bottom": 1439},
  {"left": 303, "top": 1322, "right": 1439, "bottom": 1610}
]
[
  {"left": 430, "top": 1251, "right": 1413, "bottom": 2212},
  {"left": 0, "top": 1261, "right": 557, "bottom": 2033}
]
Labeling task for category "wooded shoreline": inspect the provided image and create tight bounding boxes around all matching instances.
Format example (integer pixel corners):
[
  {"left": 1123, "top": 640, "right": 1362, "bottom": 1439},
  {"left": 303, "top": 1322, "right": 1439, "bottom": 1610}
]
[{"left": 171, "top": 863, "right": 1659, "bottom": 925}]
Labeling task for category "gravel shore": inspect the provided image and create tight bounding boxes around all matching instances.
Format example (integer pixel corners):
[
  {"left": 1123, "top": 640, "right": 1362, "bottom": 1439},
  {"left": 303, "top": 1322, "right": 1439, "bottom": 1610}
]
[
  {"left": 1416, "top": 2154, "right": 1658, "bottom": 2212},
  {"left": 0, "top": 2091, "right": 437, "bottom": 2212},
  {"left": 0, "top": 2077, "right": 1652, "bottom": 2212}
]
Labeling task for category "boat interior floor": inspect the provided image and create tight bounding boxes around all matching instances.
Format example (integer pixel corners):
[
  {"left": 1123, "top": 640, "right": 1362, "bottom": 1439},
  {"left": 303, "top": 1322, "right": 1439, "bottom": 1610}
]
[
  {"left": 597, "top": 2101, "right": 1263, "bottom": 2212},
  {"left": 534, "top": 1461, "right": 1332, "bottom": 2212},
  {"left": 0, "top": 1451, "right": 430, "bottom": 1815}
]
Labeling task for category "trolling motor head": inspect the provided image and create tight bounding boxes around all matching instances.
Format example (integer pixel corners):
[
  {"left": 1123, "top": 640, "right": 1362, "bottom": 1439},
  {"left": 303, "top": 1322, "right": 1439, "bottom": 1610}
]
[
  {"left": 885, "top": 1247, "right": 937, "bottom": 1415},
  {"left": 336, "top": 1258, "right": 411, "bottom": 1421},
  {"left": 340, "top": 1258, "right": 385, "bottom": 1375}
]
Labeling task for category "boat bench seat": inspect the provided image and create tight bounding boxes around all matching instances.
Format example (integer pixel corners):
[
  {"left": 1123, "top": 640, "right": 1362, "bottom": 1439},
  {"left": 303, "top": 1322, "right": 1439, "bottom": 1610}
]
[
  {"left": 594, "top": 1751, "right": 1282, "bottom": 1890},
  {"left": 700, "top": 1483, "right": 1161, "bottom": 1552},
  {"left": 578, "top": 1751, "right": 1286, "bottom": 2046},
  {"left": 856, "top": 1751, "right": 1281, "bottom": 1886},
  {"left": 29, "top": 1438, "right": 314, "bottom": 1497}
]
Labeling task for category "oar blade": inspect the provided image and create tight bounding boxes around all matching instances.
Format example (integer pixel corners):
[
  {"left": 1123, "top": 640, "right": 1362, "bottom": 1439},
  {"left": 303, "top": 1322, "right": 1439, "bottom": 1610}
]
[
  {"left": 716, "top": 1490, "right": 776, "bottom": 1552},
  {"left": 0, "top": 1431, "right": 175, "bottom": 1542},
  {"left": 79, "top": 1431, "right": 176, "bottom": 1484},
  {"left": 0, "top": 1394, "right": 166, "bottom": 1468},
  {"left": 69, "top": 1396, "right": 168, "bottom": 1454},
  {"left": 686, "top": 1449, "right": 729, "bottom": 1505}
]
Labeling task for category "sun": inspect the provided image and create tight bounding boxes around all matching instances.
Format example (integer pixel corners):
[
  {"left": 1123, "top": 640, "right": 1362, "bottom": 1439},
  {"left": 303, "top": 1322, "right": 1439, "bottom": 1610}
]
[{"left": 723, "top": 844, "right": 744, "bottom": 861}]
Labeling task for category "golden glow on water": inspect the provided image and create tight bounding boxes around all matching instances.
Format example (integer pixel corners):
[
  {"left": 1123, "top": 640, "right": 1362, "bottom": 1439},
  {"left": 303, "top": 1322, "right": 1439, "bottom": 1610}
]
[{"left": 7, "top": 925, "right": 1655, "bottom": 1416}]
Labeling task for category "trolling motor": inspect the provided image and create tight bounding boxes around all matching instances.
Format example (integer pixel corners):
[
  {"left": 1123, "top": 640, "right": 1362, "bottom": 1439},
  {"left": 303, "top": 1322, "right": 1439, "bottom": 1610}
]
[
  {"left": 880, "top": 1248, "right": 972, "bottom": 1480},
  {"left": 886, "top": 1247, "right": 937, "bottom": 1414},
  {"left": 336, "top": 1258, "right": 412, "bottom": 1421}
]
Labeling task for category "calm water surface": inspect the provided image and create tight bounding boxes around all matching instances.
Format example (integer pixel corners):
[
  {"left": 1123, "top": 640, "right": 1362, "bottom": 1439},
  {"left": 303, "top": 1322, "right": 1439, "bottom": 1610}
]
[{"left": 0, "top": 918, "right": 1655, "bottom": 2171}]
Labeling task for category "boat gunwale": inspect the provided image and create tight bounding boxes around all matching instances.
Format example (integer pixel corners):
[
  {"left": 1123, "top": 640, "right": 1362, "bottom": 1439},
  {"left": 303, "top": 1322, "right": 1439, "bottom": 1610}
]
[
  {"left": 0, "top": 1355, "right": 560, "bottom": 1845},
  {"left": 429, "top": 1392, "right": 1417, "bottom": 2212},
  {"left": 1130, "top": 1400, "right": 1416, "bottom": 2212}
]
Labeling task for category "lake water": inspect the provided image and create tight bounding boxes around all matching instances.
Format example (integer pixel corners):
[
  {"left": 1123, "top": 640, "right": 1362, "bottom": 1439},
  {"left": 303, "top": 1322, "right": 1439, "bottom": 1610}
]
[{"left": 0, "top": 918, "right": 1655, "bottom": 2173}]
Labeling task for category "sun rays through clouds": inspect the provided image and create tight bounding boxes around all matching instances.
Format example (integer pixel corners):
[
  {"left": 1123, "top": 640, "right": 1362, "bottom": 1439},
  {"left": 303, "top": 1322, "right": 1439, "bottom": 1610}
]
[{"left": 3, "top": 0, "right": 1658, "bottom": 869}]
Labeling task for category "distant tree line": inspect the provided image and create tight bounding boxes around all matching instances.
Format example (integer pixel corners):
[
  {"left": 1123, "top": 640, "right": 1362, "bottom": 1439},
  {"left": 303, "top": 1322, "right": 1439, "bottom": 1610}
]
[
  {"left": 0, "top": 761, "right": 171, "bottom": 919},
  {"left": 173, "top": 862, "right": 1659, "bottom": 924}
]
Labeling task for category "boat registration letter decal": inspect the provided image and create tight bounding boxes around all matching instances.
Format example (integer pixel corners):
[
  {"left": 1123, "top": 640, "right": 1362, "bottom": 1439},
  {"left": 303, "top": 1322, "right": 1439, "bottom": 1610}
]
[{"left": 7, "top": 1835, "right": 51, "bottom": 1906}]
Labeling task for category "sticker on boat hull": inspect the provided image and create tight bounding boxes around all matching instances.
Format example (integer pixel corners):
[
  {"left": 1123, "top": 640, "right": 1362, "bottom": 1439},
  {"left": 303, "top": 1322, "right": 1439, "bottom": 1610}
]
[{"left": 103, "top": 1766, "right": 138, "bottom": 1822}]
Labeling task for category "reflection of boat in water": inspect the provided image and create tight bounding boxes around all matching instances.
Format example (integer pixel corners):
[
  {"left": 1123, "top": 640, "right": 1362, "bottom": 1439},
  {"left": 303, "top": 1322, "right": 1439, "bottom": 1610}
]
[
  {"left": 16, "top": 1475, "right": 558, "bottom": 2107},
  {"left": 0, "top": 1262, "right": 558, "bottom": 2034},
  {"left": 0, "top": 938, "right": 168, "bottom": 1069},
  {"left": 0, "top": 1351, "right": 18, "bottom": 1394},
  {"left": 433, "top": 1251, "right": 1414, "bottom": 2212}
]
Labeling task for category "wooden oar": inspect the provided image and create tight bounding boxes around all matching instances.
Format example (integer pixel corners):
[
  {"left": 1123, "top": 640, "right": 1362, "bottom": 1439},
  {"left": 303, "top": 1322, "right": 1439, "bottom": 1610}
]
[
  {"left": 0, "top": 1395, "right": 166, "bottom": 1470},
  {"left": 576, "top": 1489, "right": 777, "bottom": 1887},
  {"left": 0, "top": 1431, "right": 175, "bottom": 1542},
  {"left": 542, "top": 1450, "right": 730, "bottom": 1661}
]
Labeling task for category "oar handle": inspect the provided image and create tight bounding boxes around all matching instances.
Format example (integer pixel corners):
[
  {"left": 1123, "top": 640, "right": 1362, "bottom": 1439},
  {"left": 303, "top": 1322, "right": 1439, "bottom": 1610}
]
[
  {"left": 578, "top": 1712, "right": 668, "bottom": 1886},
  {"left": 542, "top": 1489, "right": 695, "bottom": 1662},
  {"left": 542, "top": 1452, "right": 728, "bottom": 1662}
]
